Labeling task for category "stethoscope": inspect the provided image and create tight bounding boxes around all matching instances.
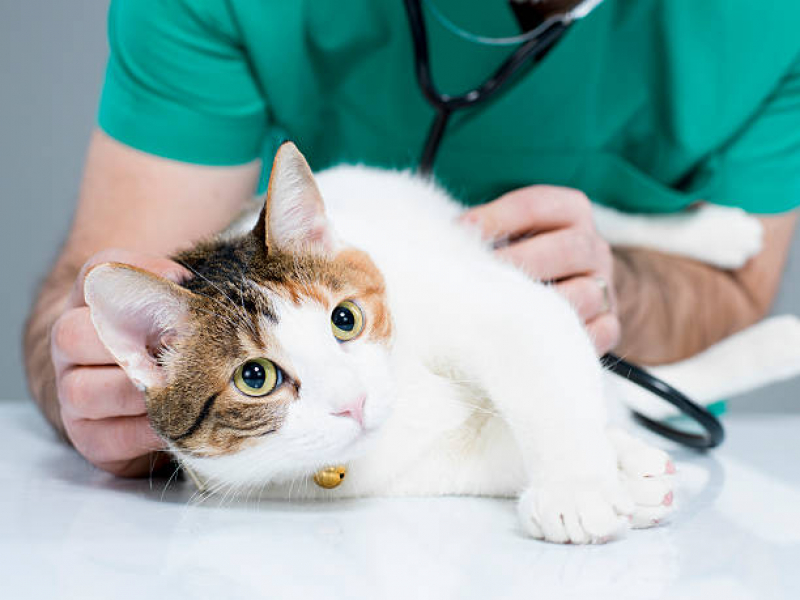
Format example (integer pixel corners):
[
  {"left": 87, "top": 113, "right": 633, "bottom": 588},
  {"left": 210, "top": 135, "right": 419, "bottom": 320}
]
[{"left": 403, "top": 0, "right": 725, "bottom": 449}]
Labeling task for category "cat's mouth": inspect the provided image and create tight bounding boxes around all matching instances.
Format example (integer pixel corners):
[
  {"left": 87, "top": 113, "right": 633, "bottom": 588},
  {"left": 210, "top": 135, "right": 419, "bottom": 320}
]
[{"left": 334, "top": 424, "right": 381, "bottom": 459}]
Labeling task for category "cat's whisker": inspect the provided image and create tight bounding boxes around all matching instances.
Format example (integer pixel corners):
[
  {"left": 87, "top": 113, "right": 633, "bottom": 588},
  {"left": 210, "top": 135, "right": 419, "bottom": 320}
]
[
  {"left": 180, "top": 261, "right": 241, "bottom": 309},
  {"left": 178, "top": 281, "right": 242, "bottom": 322},
  {"left": 186, "top": 477, "right": 215, "bottom": 507},
  {"left": 159, "top": 463, "right": 184, "bottom": 501},
  {"left": 237, "top": 270, "right": 260, "bottom": 339}
]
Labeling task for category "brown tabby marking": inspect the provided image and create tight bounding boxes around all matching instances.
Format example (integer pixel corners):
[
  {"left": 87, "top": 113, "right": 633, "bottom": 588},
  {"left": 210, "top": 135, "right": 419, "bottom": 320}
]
[{"left": 145, "top": 236, "right": 391, "bottom": 457}]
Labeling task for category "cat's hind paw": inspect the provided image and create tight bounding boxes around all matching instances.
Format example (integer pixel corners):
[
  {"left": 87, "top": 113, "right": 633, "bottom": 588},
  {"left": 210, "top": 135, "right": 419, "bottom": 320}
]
[
  {"left": 517, "top": 479, "right": 632, "bottom": 544},
  {"left": 609, "top": 428, "right": 676, "bottom": 529}
]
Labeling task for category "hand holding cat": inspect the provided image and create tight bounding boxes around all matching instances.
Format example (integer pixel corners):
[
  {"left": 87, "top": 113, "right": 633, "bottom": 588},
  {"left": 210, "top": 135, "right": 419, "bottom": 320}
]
[
  {"left": 50, "top": 249, "right": 189, "bottom": 477},
  {"left": 461, "top": 185, "right": 620, "bottom": 355}
]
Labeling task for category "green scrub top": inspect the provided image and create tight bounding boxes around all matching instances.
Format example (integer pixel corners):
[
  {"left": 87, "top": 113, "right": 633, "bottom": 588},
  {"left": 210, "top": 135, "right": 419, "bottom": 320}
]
[{"left": 98, "top": 0, "right": 800, "bottom": 213}]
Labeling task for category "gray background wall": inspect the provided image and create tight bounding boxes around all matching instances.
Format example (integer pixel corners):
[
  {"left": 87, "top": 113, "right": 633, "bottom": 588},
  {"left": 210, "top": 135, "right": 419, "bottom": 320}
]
[
  {"left": 2, "top": 0, "right": 110, "bottom": 400},
  {"left": 1, "top": 1, "right": 797, "bottom": 411}
]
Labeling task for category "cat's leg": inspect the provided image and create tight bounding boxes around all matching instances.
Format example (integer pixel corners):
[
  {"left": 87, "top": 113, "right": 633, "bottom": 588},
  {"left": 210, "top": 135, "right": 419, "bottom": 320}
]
[
  {"left": 425, "top": 262, "right": 644, "bottom": 543},
  {"left": 592, "top": 203, "right": 763, "bottom": 269},
  {"left": 608, "top": 314, "right": 800, "bottom": 420}
]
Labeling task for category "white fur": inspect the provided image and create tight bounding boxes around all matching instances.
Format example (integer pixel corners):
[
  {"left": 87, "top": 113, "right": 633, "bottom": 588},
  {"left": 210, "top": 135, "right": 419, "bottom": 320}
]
[
  {"left": 593, "top": 202, "right": 763, "bottom": 268},
  {"left": 609, "top": 315, "right": 800, "bottom": 420},
  {"left": 183, "top": 164, "right": 686, "bottom": 543},
  {"left": 116, "top": 155, "right": 795, "bottom": 544}
]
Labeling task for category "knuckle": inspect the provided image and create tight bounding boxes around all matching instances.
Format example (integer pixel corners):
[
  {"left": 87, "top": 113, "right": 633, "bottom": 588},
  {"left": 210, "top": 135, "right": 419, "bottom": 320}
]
[
  {"left": 59, "top": 369, "right": 87, "bottom": 411},
  {"left": 515, "top": 190, "right": 539, "bottom": 222},
  {"left": 50, "top": 314, "right": 75, "bottom": 356},
  {"left": 584, "top": 278, "right": 604, "bottom": 310},
  {"left": 593, "top": 314, "right": 621, "bottom": 352},
  {"left": 79, "top": 249, "right": 134, "bottom": 284},
  {"left": 82, "top": 438, "right": 111, "bottom": 465},
  {"left": 567, "top": 229, "right": 595, "bottom": 260},
  {"left": 595, "top": 236, "right": 611, "bottom": 257},
  {"left": 594, "top": 238, "right": 613, "bottom": 269},
  {"left": 66, "top": 422, "right": 106, "bottom": 463},
  {"left": 568, "top": 189, "right": 592, "bottom": 215},
  {"left": 571, "top": 278, "right": 604, "bottom": 321},
  {"left": 85, "top": 248, "right": 129, "bottom": 268}
]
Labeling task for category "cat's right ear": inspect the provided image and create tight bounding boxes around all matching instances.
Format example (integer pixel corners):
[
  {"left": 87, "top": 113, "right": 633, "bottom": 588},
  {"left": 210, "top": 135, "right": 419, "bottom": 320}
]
[
  {"left": 255, "top": 142, "right": 337, "bottom": 255},
  {"left": 84, "top": 263, "right": 195, "bottom": 391}
]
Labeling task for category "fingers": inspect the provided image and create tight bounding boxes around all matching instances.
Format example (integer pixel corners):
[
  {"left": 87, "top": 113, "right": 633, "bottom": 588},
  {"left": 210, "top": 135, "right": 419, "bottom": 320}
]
[
  {"left": 50, "top": 248, "right": 188, "bottom": 477},
  {"left": 496, "top": 228, "right": 611, "bottom": 281},
  {"left": 557, "top": 278, "right": 620, "bottom": 354},
  {"left": 464, "top": 185, "right": 620, "bottom": 355},
  {"left": 51, "top": 306, "right": 115, "bottom": 369},
  {"left": 64, "top": 414, "right": 166, "bottom": 466},
  {"left": 556, "top": 276, "right": 615, "bottom": 322},
  {"left": 461, "top": 185, "right": 593, "bottom": 242},
  {"left": 586, "top": 312, "right": 621, "bottom": 356},
  {"left": 59, "top": 365, "right": 147, "bottom": 420},
  {"left": 65, "top": 249, "right": 191, "bottom": 310}
]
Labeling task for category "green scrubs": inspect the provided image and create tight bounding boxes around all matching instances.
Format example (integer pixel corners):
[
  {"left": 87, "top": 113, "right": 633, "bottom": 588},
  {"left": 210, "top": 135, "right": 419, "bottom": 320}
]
[{"left": 99, "top": 0, "right": 800, "bottom": 212}]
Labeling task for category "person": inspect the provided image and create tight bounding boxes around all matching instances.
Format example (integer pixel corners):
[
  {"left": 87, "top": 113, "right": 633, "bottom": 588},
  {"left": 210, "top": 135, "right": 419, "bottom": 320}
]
[{"left": 23, "top": 0, "right": 799, "bottom": 477}]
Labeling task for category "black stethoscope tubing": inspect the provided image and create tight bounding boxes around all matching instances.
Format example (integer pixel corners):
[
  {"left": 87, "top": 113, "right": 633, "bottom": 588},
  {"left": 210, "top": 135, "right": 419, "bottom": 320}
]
[
  {"left": 406, "top": 0, "right": 568, "bottom": 175},
  {"left": 403, "top": 0, "right": 724, "bottom": 449}
]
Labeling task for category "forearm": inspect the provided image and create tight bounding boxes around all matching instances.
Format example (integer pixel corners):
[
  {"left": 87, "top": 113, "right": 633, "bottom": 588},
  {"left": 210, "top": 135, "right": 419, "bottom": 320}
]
[
  {"left": 613, "top": 248, "right": 769, "bottom": 365},
  {"left": 613, "top": 211, "right": 797, "bottom": 365},
  {"left": 22, "top": 130, "right": 262, "bottom": 439}
]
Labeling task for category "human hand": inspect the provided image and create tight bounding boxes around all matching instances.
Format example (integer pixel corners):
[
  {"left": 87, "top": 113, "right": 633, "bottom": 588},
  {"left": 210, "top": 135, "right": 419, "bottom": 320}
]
[
  {"left": 51, "top": 249, "right": 190, "bottom": 477},
  {"left": 461, "top": 185, "right": 619, "bottom": 355}
]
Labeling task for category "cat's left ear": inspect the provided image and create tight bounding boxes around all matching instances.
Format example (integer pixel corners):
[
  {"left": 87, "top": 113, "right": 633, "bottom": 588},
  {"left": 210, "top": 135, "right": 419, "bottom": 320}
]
[
  {"left": 257, "top": 142, "right": 338, "bottom": 255},
  {"left": 84, "top": 263, "right": 196, "bottom": 391}
]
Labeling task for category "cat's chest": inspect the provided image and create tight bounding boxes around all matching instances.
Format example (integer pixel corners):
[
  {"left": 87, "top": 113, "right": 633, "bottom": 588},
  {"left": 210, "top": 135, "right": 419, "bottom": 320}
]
[
  {"left": 341, "top": 362, "right": 524, "bottom": 497},
  {"left": 256, "top": 361, "right": 524, "bottom": 500}
]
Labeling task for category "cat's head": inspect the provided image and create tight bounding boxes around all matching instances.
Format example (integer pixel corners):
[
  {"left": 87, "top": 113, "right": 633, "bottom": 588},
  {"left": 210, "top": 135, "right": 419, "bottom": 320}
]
[{"left": 84, "top": 143, "right": 396, "bottom": 488}]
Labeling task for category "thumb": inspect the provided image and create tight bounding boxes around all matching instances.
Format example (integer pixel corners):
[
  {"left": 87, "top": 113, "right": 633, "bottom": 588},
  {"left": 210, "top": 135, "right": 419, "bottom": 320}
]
[{"left": 67, "top": 249, "right": 191, "bottom": 310}]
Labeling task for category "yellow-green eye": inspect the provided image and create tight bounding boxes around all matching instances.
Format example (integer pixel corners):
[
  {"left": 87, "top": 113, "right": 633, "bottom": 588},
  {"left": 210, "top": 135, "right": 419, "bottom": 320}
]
[
  {"left": 233, "top": 358, "right": 280, "bottom": 397},
  {"left": 331, "top": 300, "right": 364, "bottom": 342}
]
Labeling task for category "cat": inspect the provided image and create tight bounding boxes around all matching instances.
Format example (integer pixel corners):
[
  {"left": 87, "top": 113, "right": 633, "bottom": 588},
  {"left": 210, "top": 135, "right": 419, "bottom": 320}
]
[{"left": 83, "top": 142, "right": 800, "bottom": 544}]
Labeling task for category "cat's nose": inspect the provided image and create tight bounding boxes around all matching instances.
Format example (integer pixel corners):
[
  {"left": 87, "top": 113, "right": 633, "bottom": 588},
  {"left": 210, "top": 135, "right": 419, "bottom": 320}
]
[{"left": 332, "top": 394, "right": 366, "bottom": 428}]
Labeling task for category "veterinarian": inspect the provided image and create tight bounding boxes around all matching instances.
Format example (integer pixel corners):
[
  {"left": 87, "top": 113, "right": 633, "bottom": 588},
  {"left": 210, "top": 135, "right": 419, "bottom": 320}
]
[{"left": 24, "top": 0, "right": 799, "bottom": 477}]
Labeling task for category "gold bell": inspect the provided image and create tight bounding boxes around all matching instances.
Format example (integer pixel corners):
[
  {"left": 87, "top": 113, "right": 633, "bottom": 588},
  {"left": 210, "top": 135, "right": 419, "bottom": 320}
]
[{"left": 313, "top": 465, "right": 347, "bottom": 489}]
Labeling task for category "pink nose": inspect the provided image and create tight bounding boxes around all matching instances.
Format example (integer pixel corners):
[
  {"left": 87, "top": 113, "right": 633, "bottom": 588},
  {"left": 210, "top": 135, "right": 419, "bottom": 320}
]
[{"left": 333, "top": 394, "right": 366, "bottom": 428}]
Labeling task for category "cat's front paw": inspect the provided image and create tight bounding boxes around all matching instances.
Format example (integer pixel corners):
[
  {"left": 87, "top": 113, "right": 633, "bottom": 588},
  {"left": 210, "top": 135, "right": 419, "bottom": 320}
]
[
  {"left": 609, "top": 428, "right": 676, "bottom": 529},
  {"left": 518, "top": 431, "right": 676, "bottom": 544},
  {"left": 517, "top": 478, "right": 633, "bottom": 544}
]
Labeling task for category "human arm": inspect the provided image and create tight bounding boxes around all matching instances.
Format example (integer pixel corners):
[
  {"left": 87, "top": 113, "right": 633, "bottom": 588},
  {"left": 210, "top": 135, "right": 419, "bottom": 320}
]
[
  {"left": 461, "top": 186, "right": 797, "bottom": 363},
  {"left": 613, "top": 211, "right": 798, "bottom": 364},
  {"left": 23, "top": 129, "right": 260, "bottom": 476}
]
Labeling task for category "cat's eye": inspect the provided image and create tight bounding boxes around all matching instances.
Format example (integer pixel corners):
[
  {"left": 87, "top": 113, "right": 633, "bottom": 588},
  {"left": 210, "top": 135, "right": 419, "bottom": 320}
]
[
  {"left": 331, "top": 300, "right": 364, "bottom": 342},
  {"left": 233, "top": 358, "right": 281, "bottom": 397}
]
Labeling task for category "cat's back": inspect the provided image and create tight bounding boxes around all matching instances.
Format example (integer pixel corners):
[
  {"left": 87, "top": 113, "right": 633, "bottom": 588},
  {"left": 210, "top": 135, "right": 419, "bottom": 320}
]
[{"left": 316, "top": 165, "right": 469, "bottom": 255}]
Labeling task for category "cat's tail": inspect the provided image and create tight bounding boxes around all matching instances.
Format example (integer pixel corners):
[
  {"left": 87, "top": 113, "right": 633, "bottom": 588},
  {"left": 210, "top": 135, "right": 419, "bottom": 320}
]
[{"left": 606, "top": 315, "right": 800, "bottom": 420}]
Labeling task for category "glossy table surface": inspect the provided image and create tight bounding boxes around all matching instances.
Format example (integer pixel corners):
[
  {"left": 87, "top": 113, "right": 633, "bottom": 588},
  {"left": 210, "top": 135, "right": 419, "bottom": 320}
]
[{"left": 1, "top": 401, "right": 798, "bottom": 600}]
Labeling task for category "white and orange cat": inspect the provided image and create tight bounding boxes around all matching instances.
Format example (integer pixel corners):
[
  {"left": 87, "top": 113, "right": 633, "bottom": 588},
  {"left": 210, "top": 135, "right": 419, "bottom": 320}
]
[{"left": 83, "top": 143, "right": 800, "bottom": 544}]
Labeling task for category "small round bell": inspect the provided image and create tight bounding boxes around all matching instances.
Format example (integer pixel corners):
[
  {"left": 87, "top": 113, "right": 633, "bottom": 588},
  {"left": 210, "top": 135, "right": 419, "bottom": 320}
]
[{"left": 313, "top": 465, "right": 347, "bottom": 489}]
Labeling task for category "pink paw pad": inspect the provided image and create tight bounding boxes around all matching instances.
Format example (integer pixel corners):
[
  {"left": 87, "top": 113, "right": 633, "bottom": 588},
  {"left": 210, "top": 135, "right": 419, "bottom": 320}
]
[
  {"left": 665, "top": 461, "right": 676, "bottom": 474},
  {"left": 662, "top": 491, "right": 674, "bottom": 506}
]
